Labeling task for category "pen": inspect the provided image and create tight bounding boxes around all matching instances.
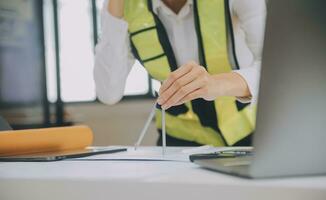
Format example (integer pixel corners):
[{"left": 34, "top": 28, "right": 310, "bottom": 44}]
[{"left": 219, "top": 151, "right": 253, "bottom": 156}]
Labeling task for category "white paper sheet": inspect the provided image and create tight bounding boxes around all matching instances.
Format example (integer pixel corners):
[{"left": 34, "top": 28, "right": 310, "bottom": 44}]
[{"left": 73, "top": 146, "right": 253, "bottom": 162}]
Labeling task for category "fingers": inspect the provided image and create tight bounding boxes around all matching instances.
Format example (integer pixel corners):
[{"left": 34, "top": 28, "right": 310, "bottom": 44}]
[
  {"left": 175, "top": 88, "right": 207, "bottom": 106},
  {"left": 157, "top": 61, "right": 210, "bottom": 109},
  {"left": 161, "top": 78, "right": 206, "bottom": 110},
  {"left": 159, "top": 62, "right": 195, "bottom": 95},
  {"left": 157, "top": 68, "right": 200, "bottom": 106}
]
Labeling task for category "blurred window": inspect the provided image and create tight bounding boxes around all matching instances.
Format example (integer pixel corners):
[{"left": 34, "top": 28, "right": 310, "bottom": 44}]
[{"left": 44, "top": 0, "right": 158, "bottom": 103}]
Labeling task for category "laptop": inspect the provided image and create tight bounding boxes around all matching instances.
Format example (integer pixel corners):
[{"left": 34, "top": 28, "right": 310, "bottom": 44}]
[{"left": 193, "top": 0, "right": 326, "bottom": 178}]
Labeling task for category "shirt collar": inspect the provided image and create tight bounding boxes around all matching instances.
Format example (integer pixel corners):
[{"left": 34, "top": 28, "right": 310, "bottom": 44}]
[{"left": 152, "top": 0, "right": 193, "bottom": 17}]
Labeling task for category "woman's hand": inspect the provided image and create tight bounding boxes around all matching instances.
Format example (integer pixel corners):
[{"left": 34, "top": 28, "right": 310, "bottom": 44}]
[
  {"left": 157, "top": 61, "right": 251, "bottom": 110},
  {"left": 108, "top": 0, "right": 124, "bottom": 18}
]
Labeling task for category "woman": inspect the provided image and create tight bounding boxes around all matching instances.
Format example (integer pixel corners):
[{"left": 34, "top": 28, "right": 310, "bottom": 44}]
[{"left": 94, "top": 0, "right": 266, "bottom": 146}]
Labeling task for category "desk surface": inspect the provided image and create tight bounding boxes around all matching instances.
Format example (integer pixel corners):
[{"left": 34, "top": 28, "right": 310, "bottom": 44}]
[{"left": 0, "top": 147, "right": 326, "bottom": 200}]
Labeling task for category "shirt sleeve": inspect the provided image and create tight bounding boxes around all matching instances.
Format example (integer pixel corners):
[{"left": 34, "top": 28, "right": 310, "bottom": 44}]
[
  {"left": 230, "top": 0, "right": 267, "bottom": 104},
  {"left": 94, "top": 0, "right": 135, "bottom": 105}
]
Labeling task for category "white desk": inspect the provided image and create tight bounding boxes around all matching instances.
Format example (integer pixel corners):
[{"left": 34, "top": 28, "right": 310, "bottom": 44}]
[{"left": 0, "top": 147, "right": 326, "bottom": 200}]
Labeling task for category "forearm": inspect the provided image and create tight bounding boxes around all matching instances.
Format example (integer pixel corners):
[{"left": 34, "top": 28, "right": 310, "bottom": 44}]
[
  {"left": 94, "top": 0, "right": 134, "bottom": 105},
  {"left": 94, "top": 48, "right": 132, "bottom": 105}
]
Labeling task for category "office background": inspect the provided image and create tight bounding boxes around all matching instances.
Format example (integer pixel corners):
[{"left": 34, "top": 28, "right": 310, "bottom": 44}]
[{"left": 0, "top": 0, "right": 158, "bottom": 146}]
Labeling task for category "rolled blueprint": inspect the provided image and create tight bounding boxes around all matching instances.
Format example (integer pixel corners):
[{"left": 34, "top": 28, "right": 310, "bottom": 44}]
[{"left": 0, "top": 125, "right": 93, "bottom": 156}]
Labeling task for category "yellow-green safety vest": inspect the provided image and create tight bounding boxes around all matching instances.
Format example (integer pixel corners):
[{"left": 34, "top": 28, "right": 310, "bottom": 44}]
[{"left": 124, "top": 0, "right": 256, "bottom": 146}]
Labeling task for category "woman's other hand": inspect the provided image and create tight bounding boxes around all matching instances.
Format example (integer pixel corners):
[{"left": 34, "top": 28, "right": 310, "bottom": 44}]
[{"left": 108, "top": 0, "right": 124, "bottom": 18}]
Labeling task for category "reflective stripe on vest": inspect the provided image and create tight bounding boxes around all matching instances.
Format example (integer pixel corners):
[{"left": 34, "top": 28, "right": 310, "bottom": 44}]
[{"left": 124, "top": 0, "right": 256, "bottom": 146}]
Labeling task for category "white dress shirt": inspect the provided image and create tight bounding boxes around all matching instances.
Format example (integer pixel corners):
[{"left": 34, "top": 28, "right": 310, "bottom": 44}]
[{"left": 94, "top": 0, "right": 267, "bottom": 105}]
